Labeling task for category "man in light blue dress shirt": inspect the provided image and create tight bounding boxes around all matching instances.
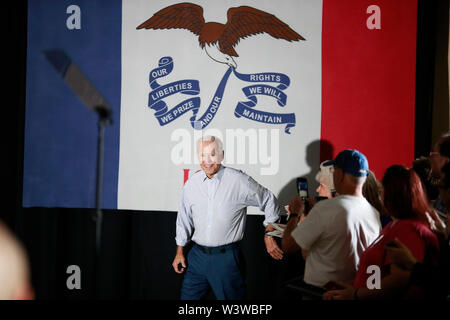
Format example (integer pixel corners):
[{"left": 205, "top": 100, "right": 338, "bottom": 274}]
[{"left": 172, "top": 136, "right": 283, "bottom": 300}]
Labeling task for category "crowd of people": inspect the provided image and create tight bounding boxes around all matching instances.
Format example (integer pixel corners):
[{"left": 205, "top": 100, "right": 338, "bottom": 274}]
[
  {"left": 2, "top": 134, "right": 449, "bottom": 301},
  {"left": 172, "top": 133, "right": 450, "bottom": 301},
  {"left": 282, "top": 133, "right": 450, "bottom": 300}
]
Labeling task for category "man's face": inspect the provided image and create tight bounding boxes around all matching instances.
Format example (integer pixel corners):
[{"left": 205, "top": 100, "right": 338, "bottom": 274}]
[{"left": 198, "top": 141, "right": 223, "bottom": 178}]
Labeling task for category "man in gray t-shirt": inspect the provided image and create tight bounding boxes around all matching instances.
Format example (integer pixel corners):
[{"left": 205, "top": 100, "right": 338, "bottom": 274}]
[{"left": 282, "top": 150, "right": 381, "bottom": 287}]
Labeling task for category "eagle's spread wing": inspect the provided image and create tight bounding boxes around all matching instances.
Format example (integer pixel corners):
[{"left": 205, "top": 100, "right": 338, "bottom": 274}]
[
  {"left": 219, "top": 6, "right": 305, "bottom": 57},
  {"left": 136, "top": 2, "right": 205, "bottom": 36}
]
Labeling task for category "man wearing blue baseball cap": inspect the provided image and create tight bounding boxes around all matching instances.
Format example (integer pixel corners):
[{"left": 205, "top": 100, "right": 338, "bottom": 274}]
[{"left": 282, "top": 149, "right": 381, "bottom": 293}]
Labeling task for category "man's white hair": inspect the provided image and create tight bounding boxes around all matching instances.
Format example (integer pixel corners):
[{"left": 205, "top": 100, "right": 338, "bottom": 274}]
[
  {"left": 197, "top": 136, "right": 223, "bottom": 152},
  {"left": 197, "top": 136, "right": 224, "bottom": 162}
]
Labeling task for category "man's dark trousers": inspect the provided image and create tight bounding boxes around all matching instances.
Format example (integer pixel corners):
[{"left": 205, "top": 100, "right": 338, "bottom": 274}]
[{"left": 180, "top": 242, "right": 246, "bottom": 300}]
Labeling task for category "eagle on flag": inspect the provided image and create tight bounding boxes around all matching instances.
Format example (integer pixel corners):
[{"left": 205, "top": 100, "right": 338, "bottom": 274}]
[{"left": 137, "top": 2, "right": 305, "bottom": 68}]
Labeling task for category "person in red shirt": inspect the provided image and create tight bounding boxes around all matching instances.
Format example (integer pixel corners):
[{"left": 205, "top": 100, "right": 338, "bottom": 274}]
[{"left": 323, "top": 165, "right": 440, "bottom": 299}]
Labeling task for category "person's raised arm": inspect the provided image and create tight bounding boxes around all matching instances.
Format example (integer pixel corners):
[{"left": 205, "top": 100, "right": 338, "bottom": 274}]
[
  {"left": 282, "top": 196, "right": 304, "bottom": 254},
  {"left": 283, "top": 196, "right": 320, "bottom": 258}
]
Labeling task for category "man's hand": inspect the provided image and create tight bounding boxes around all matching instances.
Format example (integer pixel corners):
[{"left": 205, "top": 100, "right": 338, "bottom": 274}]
[
  {"left": 288, "top": 196, "right": 305, "bottom": 215},
  {"left": 264, "top": 235, "right": 284, "bottom": 260},
  {"left": 172, "top": 247, "right": 187, "bottom": 274},
  {"left": 303, "top": 197, "right": 315, "bottom": 214}
]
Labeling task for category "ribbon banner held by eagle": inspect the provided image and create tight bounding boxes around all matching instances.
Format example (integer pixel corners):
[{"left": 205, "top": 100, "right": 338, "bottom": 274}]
[{"left": 138, "top": 2, "right": 303, "bottom": 134}]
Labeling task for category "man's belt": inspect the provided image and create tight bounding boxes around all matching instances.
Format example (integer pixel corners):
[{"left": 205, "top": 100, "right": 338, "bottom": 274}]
[{"left": 196, "top": 242, "right": 240, "bottom": 254}]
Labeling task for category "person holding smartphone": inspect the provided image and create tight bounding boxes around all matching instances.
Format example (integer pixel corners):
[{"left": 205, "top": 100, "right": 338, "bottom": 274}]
[{"left": 282, "top": 150, "right": 381, "bottom": 290}]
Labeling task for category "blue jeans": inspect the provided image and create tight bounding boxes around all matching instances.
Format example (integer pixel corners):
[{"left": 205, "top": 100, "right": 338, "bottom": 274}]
[{"left": 180, "top": 243, "right": 246, "bottom": 300}]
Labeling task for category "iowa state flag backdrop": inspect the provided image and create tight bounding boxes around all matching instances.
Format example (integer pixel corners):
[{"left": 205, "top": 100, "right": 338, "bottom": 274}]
[{"left": 24, "top": 0, "right": 417, "bottom": 212}]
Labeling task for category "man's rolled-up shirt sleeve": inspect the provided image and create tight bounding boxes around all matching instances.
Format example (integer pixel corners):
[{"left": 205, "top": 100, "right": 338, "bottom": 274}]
[
  {"left": 245, "top": 176, "right": 281, "bottom": 226},
  {"left": 175, "top": 189, "right": 194, "bottom": 247}
]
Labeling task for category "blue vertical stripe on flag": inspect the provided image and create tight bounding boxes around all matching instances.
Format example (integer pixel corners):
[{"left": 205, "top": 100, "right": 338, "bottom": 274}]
[{"left": 23, "top": 0, "right": 121, "bottom": 209}]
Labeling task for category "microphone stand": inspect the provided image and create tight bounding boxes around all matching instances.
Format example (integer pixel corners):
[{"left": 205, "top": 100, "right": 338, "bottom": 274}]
[
  {"left": 93, "top": 105, "right": 111, "bottom": 299},
  {"left": 42, "top": 49, "right": 113, "bottom": 298}
]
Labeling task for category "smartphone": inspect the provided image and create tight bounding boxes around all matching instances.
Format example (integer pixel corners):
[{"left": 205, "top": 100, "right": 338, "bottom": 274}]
[{"left": 297, "top": 177, "right": 308, "bottom": 199}]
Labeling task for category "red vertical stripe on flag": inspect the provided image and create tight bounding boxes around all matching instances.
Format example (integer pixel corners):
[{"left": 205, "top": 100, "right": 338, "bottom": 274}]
[{"left": 321, "top": 0, "right": 417, "bottom": 179}]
